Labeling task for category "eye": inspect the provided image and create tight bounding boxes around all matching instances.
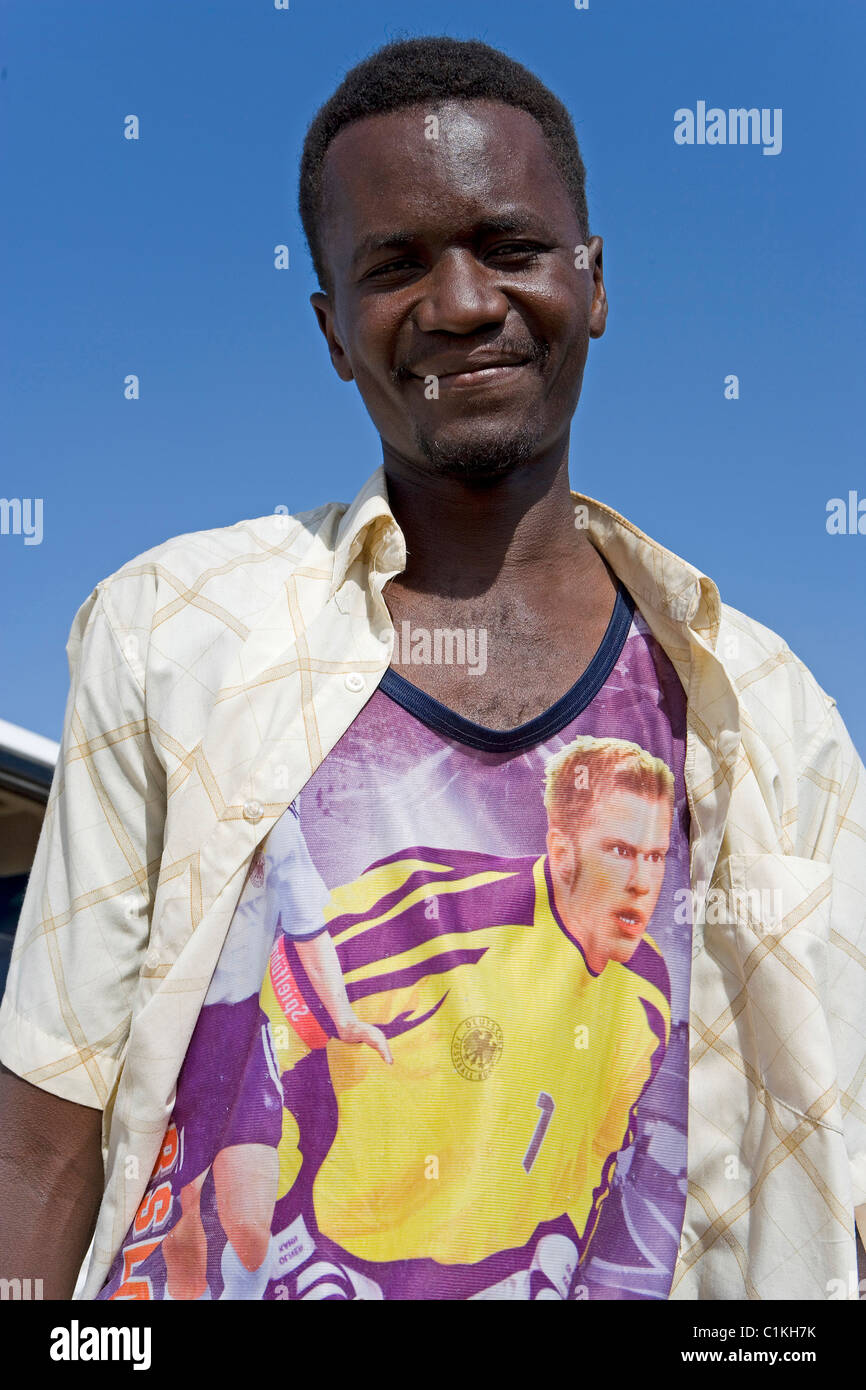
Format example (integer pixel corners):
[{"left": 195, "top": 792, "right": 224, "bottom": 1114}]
[
  {"left": 609, "top": 842, "right": 633, "bottom": 858},
  {"left": 487, "top": 241, "right": 547, "bottom": 266},
  {"left": 363, "top": 257, "right": 421, "bottom": 282}
]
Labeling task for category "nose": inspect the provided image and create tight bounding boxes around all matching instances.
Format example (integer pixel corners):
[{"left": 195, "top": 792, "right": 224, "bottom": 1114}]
[
  {"left": 413, "top": 248, "right": 510, "bottom": 336},
  {"left": 627, "top": 856, "right": 654, "bottom": 896}
]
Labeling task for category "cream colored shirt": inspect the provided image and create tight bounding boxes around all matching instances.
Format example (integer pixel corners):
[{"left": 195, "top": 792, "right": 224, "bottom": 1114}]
[{"left": 2, "top": 464, "right": 864, "bottom": 1301}]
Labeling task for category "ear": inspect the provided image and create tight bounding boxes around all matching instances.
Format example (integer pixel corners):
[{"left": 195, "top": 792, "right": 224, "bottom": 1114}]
[
  {"left": 586, "top": 236, "right": 608, "bottom": 340},
  {"left": 547, "top": 827, "right": 575, "bottom": 888},
  {"left": 310, "top": 291, "right": 355, "bottom": 382}
]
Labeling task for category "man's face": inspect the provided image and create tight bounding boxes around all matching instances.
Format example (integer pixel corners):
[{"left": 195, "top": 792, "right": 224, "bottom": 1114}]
[
  {"left": 311, "top": 99, "right": 607, "bottom": 480},
  {"left": 547, "top": 789, "right": 672, "bottom": 972}
]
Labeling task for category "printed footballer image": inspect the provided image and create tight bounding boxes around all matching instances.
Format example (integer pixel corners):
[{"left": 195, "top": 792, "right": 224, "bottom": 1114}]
[{"left": 99, "top": 733, "right": 683, "bottom": 1302}]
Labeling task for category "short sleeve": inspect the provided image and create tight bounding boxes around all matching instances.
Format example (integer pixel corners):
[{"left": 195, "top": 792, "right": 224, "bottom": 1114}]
[{"left": 0, "top": 580, "right": 165, "bottom": 1109}]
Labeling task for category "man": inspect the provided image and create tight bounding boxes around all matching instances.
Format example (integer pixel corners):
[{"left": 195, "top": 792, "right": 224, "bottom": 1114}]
[
  {"left": 96, "top": 735, "right": 678, "bottom": 1300},
  {"left": 0, "top": 36, "right": 864, "bottom": 1302}
]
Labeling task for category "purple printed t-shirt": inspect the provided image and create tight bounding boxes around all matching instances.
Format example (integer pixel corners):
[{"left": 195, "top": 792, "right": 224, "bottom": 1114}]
[{"left": 97, "top": 586, "right": 692, "bottom": 1301}]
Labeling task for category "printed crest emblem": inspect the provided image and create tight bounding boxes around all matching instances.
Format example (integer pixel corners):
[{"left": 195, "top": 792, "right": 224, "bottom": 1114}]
[{"left": 451, "top": 1016, "right": 504, "bottom": 1081}]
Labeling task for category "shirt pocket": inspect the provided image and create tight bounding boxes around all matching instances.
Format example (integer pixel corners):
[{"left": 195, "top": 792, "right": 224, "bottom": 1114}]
[{"left": 703, "top": 852, "right": 840, "bottom": 1130}]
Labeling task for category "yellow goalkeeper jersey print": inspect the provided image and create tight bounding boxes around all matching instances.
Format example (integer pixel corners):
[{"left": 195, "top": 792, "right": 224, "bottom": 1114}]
[{"left": 261, "top": 849, "right": 671, "bottom": 1267}]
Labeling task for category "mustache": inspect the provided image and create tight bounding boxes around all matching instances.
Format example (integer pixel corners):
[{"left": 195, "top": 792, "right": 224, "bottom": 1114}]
[{"left": 391, "top": 336, "right": 550, "bottom": 384}]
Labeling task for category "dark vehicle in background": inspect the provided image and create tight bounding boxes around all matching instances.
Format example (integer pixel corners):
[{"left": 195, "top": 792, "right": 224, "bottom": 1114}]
[{"left": 0, "top": 719, "right": 58, "bottom": 997}]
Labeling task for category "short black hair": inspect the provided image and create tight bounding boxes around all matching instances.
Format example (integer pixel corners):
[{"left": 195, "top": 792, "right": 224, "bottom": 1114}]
[{"left": 298, "top": 35, "right": 590, "bottom": 292}]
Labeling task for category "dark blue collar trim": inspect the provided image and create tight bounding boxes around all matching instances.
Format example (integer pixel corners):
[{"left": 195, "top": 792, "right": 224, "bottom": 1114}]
[{"left": 378, "top": 584, "right": 635, "bottom": 753}]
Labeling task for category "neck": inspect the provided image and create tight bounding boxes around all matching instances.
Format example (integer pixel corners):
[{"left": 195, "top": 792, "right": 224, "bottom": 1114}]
[{"left": 382, "top": 435, "right": 599, "bottom": 601}]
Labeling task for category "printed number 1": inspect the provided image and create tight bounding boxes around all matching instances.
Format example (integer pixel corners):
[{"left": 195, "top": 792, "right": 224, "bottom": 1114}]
[{"left": 522, "top": 1091, "right": 555, "bottom": 1173}]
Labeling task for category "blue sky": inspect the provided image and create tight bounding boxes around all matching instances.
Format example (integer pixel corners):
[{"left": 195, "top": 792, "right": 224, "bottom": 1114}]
[{"left": 2, "top": 0, "right": 864, "bottom": 754}]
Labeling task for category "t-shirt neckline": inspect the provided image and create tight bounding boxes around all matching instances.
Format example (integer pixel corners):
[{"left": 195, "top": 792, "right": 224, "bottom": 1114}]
[{"left": 378, "top": 584, "right": 635, "bottom": 753}]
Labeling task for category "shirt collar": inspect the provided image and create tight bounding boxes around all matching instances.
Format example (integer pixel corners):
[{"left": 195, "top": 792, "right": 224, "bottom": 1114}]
[
  {"left": 331, "top": 463, "right": 722, "bottom": 650},
  {"left": 330, "top": 465, "right": 406, "bottom": 598},
  {"left": 573, "top": 492, "right": 723, "bottom": 649}
]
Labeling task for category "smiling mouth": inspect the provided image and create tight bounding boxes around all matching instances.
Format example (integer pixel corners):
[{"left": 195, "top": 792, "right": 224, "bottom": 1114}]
[
  {"left": 408, "top": 360, "right": 533, "bottom": 389},
  {"left": 441, "top": 362, "right": 530, "bottom": 387}
]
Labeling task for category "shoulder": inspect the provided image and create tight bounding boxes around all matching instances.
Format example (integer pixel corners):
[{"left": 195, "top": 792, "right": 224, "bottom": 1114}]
[
  {"left": 716, "top": 600, "right": 838, "bottom": 752},
  {"left": 62, "top": 501, "right": 350, "bottom": 685},
  {"left": 59, "top": 501, "right": 352, "bottom": 726},
  {"left": 708, "top": 600, "right": 863, "bottom": 859},
  {"left": 93, "top": 500, "right": 348, "bottom": 622}
]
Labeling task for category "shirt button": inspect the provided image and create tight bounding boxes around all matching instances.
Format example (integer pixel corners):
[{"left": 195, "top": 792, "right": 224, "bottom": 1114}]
[
  {"left": 345, "top": 672, "right": 365, "bottom": 693},
  {"left": 377, "top": 628, "right": 391, "bottom": 644},
  {"left": 243, "top": 799, "right": 264, "bottom": 823},
  {"left": 145, "top": 948, "right": 160, "bottom": 969}
]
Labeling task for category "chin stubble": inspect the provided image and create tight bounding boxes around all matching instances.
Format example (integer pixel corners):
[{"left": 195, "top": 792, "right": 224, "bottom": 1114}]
[{"left": 413, "top": 418, "right": 545, "bottom": 479}]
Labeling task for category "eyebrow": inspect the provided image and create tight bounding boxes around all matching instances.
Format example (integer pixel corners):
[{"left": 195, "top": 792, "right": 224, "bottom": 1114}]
[
  {"left": 351, "top": 232, "right": 416, "bottom": 270},
  {"left": 350, "top": 214, "right": 552, "bottom": 271}
]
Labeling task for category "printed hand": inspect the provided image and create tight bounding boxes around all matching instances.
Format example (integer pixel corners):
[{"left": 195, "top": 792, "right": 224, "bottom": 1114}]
[{"left": 335, "top": 1014, "right": 393, "bottom": 1065}]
